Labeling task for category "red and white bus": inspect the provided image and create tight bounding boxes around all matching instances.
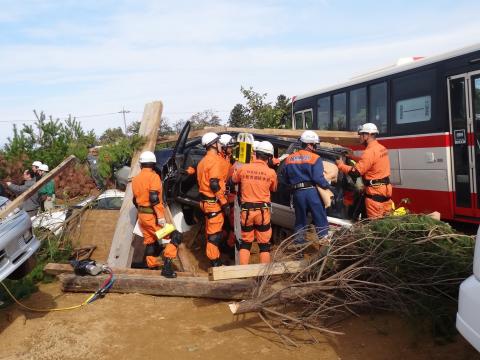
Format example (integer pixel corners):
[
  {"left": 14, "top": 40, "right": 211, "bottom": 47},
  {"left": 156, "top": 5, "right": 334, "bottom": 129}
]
[{"left": 291, "top": 43, "right": 480, "bottom": 223}]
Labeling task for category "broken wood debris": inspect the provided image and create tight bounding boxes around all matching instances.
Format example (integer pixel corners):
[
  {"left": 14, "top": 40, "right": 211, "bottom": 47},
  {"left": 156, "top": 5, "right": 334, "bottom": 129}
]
[
  {"left": 59, "top": 272, "right": 256, "bottom": 300},
  {"left": 208, "top": 260, "right": 307, "bottom": 281},
  {"left": 156, "top": 126, "right": 358, "bottom": 147}
]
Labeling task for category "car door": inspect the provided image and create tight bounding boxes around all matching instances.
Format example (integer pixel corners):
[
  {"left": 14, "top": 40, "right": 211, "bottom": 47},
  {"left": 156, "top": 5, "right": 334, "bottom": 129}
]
[{"left": 162, "top": 121, "right": 191, "bottom": 203}]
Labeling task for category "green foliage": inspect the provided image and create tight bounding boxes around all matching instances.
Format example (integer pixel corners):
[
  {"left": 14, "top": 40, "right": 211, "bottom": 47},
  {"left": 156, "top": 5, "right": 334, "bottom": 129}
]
[
  {"left": 2, "top": 111, "right": 96, "bottom": 172},
  {"left": 228, "top": 87, "right": 291, "bottom": 129},
  {"left": 99, "top": 127, "right": 126, "bottom": 145},
  {"left": 354, "top": 215, "right": 474, "bottom": 338},
  {"left": 188, "top": 110, "right": 222, "bottom": 130},
  {"left": 97, "top": 135, "right": 145, "bottom": 179}
]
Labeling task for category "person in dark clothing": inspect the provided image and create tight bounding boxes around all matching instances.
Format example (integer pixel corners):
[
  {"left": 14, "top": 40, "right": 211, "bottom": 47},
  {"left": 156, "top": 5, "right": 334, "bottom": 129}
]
[{"left": 6, "top": 169, "right": 41, "bottom": 217}]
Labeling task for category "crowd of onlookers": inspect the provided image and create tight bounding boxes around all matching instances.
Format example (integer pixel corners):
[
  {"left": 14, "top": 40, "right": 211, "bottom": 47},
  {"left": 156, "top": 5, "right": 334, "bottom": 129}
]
[{"left": 2, "top": 160, "right": 55, "bottom": 216}]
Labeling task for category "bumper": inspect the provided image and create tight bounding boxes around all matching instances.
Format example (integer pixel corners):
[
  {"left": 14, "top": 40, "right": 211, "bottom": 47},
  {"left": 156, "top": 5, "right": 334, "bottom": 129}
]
[
  {"left": 0, "top": 235, "right": 41, "bottom": 282},
  {"left": 457, "top": 275, "right": 480, "bottom": 352}
]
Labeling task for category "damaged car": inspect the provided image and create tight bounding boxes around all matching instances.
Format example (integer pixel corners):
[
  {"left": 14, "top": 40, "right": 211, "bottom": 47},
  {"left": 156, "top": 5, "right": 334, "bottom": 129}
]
[
  {"left": 0, "top": 196, "right": 40, "bottom": 281},
  {"left": 158, "top": 122, "right": 358, "bottom": 233}
]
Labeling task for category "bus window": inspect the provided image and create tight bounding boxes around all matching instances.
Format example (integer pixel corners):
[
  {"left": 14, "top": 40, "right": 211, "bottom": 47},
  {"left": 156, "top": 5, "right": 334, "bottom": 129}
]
[
  {"left": 294, "top": 110, "right": 313, "bottom": 129},
  {"left": 349, "top": 87, "right": 367, "bottom": 131},
  {"left": 369, "top": 82, "right": 387, "bottom": 133},
  {"left": 295, "top": 112, "right": 303, "bottom": 129},
  {"left": 333, "top": 93, "right": 346, "bottom": 130},
  {"left": 305, "top": 111, "right": 313, "bottom": 129},
  {"left": 317, "top": 96, "right": 331, "bottom": 130}
]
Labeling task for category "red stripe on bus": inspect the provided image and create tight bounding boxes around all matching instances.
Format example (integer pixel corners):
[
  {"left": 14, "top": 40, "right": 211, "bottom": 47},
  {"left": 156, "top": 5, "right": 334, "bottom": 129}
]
[
  {"left": 468, "top": 132, "right": 475, "bottom": 146},
  {"left": 349, "top": 134, "right": 451, "bottom": 151},
  {"left": 391, "top": 187, "right": 454, "bottom": 220}
]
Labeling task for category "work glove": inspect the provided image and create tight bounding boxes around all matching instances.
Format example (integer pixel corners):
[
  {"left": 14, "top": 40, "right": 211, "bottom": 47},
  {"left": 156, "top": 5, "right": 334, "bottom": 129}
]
[{"left": 157, "top": 217, "right": 166, "bottom": 226}]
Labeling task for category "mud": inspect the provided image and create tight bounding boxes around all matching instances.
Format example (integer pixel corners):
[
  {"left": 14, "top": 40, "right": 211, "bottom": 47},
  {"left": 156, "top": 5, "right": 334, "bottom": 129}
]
[{"left": 0, "top": 282, "right": 478, "bottom": 360}]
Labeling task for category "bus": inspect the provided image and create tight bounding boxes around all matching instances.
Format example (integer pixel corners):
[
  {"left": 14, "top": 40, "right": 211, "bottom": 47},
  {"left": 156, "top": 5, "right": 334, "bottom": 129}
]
[{"left": 291, "top": 43, "right": 480, "bottom": 223}]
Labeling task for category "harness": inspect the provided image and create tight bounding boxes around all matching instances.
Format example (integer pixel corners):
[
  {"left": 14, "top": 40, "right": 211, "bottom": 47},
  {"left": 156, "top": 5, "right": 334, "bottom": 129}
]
[
  {"left": 137, "top": 206, "right": 154, "bottom": 214},
  {"left": 200, "top": 193, "right": 218, "bottom": 203},
  {"left": 291, "top": 181, "right": 315, "bottom": 191},
  {"left": 362, "top": 176, "right": 390, "bottom": 187},
  {"left": 365, "top": 193, "right": 391, "bottom": 203},
  {"left": 241, "top": 202, "right": 271, "bottom": 232},
  {"left": 362, "top": 176, "right": 391, "bottom": 203}
]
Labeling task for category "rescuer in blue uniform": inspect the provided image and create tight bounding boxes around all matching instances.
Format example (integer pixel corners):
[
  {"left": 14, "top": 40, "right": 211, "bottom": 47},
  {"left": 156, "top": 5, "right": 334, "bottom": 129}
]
[{"left": 283, "top": 130, "right": 330, "bottom": 244}]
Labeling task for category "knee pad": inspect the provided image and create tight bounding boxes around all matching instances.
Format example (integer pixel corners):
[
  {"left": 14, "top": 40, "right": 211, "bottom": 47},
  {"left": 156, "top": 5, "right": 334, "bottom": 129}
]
[
  {"left": 207, "top": 232, "right": 223, "bottom": 246},
  {"left": 258, "top": 243, "right": 271, "bottom": 253},
  {"left": 239, "top": 241, "right": 252, "bottom": 251},
  {"left": 169, "top": 230, "right": 183, "bottom": 247},
  {"left": 145, "top": 242, "right": 162, "bottom": 257}
]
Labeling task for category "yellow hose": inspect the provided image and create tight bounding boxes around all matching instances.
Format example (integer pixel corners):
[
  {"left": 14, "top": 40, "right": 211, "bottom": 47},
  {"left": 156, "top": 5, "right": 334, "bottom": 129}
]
[{"left": 1, "top": 281, "right": 95, "bottom": 312}]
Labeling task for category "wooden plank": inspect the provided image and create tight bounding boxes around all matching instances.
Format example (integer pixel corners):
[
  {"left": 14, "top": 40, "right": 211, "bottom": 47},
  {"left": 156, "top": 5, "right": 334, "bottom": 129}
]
[
  {"left": 44, "top": 263, "right": 195, "bottom": 277},
  {"left": 208, "top": 260, "right": 307, "bottom": 281},
  {"left": 59, "top": 273, "right": 256, "bottom": 300},
  {"left": 108, "top": 101, "right": 163, "bottom": 267},
  {"left": 0, "top": 155, "right": 76, "bottom": 219},
  {"left": 156, "top": 126, "right": 358, "bottom": 147}
]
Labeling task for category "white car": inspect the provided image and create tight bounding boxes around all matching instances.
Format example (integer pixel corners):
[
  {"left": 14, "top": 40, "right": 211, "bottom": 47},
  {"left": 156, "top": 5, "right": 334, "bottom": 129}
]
[
  {"left": 456, "top": 226, "right": 480, "bottom": 352},
  {"left": 0, "top": 196, "right": 40, "bottom": 281},
  {"left": 31, "top": 189, "right": 125, "bottom": 235}
]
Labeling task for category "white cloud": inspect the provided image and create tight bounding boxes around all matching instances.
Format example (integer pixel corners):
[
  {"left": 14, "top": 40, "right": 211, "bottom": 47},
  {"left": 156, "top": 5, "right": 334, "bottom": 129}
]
[{"left": 1, "top": 1, "right": 480, "bottom": 145}]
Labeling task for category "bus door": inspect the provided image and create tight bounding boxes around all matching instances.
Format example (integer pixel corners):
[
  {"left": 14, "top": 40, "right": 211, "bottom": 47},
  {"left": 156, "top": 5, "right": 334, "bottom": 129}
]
[{"left": 448, "top": 71, "right": 480, "bottom": 218}]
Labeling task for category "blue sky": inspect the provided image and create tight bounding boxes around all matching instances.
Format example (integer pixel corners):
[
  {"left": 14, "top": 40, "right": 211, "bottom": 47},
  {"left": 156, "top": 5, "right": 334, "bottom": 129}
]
[{"left": 1, "top": 0, "right": 480, "bottom": 145}]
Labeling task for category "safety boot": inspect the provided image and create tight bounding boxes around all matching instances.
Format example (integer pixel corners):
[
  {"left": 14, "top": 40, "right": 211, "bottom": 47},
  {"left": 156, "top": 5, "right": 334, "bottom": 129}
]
[
  {"left": 161, "top": 258, "right": 177, "bottom": 278},
  {"left": 211, "top": 258, "right": 223, "bottom": 267}
]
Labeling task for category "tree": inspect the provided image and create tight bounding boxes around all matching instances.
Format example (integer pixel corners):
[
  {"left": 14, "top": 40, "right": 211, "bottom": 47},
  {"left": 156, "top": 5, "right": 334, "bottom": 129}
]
[
  {"left": 228, "top": 104, "right": 252, "bottom": 128},
  {"left": 231, "top": 87, "right": 292, "bottom": 129},
  {"left": 99, "top": 127, "right": 125, "bottom": 145},
  {"left": 188, "top": 109, "right": 222, "bottom": 130},
  {"left": 126, "top": 121, "right": 141, "bottom": 136}
]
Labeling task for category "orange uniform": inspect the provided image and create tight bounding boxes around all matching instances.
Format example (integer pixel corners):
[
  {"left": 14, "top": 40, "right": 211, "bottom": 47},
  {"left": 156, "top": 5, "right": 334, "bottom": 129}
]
[
  {"left": 338, "top": 140, "right": 393, "bottom": 218},
  {"left": 132, "top": 167, "right": 177, "bottom": 268},
  {"left": 232, "top": 159, "right": 277, "bottom": 265},
  {"left": 197, "top": 149, "right": 228, "bottom": 261}
]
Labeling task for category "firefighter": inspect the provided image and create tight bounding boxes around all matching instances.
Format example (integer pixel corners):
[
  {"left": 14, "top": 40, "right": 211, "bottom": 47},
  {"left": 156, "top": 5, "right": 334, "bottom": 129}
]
[
  {"left": 232, "top": 141, "right": 277, "bottom": 265},
  {"left": 283, "top": 130, "right": 330, "bottom": 244},
  {"left": 132, "top": 151, "right": 180, "bottom": 278},
  {"left": 197, "top": 132, "right": 229, "bottom": 267},
  {"left": 336, "top": 123, "right": 393, "bottom": 219}
]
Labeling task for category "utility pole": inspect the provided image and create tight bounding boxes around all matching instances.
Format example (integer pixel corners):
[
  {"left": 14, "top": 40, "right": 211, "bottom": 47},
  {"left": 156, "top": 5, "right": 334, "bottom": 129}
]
[{"left": 119, "top": 107, "right": 130, "bottom": 134}]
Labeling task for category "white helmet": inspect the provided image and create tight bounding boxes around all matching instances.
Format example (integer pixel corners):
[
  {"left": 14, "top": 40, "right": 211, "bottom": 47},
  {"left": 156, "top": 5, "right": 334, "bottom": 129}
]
[
  {"left": 139, "top": 151, "right": 156, "bottom": 164},
  {"left": 39, "top": 163, "right": 49, "bottom": 172},
  {"left": 357, "top": 123, "right": 379, "bottom": 134},
  {"left": 32, "top": 160, "right": 42, "bottom": 168},
  {"left": 300, "top": 130, "right": 319, "bottom": 144},
  {"left": 219, "top": 134, "right": 234, "bottom": 147},
  {"left": 201, "top": 132, "right": 220, "bottom": 147},
  {"left": 256, "top": 141, "right": 274, "bottom": 156},
  {"left": 253, "top": 140, "right": 261, "bottom": 151}
]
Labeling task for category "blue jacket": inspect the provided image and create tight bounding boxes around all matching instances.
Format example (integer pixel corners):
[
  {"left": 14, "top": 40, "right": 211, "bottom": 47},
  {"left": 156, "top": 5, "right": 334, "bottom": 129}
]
[{"left": 283, "top": 149, "right": 329, "bottom": 188}]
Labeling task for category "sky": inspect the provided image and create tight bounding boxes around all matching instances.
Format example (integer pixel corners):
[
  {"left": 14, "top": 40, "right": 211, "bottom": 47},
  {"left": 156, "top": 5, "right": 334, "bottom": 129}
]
[{"left": 1, "top": 0, "right": 480, "bottom": 145}]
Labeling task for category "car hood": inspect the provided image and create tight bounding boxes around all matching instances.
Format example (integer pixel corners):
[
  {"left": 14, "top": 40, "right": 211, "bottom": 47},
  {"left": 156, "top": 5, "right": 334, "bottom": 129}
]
[{"left": 0, "top": 210, "right": 31, "bottom": 250}]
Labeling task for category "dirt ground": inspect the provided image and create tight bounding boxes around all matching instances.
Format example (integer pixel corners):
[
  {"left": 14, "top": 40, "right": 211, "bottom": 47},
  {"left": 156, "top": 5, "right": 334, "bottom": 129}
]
[{"left": 0, "top": 282, "right": 479, "bottom": 360}]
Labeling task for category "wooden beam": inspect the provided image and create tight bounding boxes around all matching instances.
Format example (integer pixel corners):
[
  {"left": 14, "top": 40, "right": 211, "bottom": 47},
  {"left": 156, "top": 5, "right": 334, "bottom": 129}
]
[
  {"left": 156, "top": 127, "right": 358, "bottom": 147},
  {"left": 108, "top": 101, "right": 163, "bottom": 267},
  {"left": 0, "top": 155, "right": 76, "bottom": 219},
  {"left": 43, "top": 262, "right": 195, "bottom": 277},
  {"left": 59, "top": 273, "right": 256, "bottom": 300},
  {"left": 208, "top": 260, "right": 307, "bottom": 281}
]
